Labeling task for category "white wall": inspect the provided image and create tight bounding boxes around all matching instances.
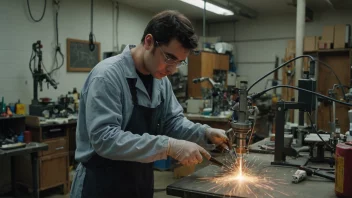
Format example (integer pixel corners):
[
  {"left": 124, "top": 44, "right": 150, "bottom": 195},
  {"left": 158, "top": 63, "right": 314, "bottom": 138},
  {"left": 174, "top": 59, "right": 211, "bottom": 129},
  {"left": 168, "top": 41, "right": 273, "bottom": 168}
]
[
  {"left": 0, "top": 0, "right": 152, "bottom": 192},
  {"left": 0, "top": 0, "right": 152, "bottom": 105},
  {"left": 204, "top": 10, "right": 352, "bottom": 93}
]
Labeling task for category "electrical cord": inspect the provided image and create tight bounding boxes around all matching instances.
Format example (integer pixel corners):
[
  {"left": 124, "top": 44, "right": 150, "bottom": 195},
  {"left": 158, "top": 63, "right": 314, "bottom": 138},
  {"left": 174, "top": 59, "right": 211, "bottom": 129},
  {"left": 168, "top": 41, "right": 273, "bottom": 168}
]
[
  {"left": 248, "top": 57, "right": 346, "bottom": 102},
  {"left": 307, "top": 112, "right": 335, "bottom": 151},
  {"left": 315, "top": 59, "right": 346, "bottom": 100},
  {"left": 247, "top": 55, "right": 315, "bottom": 92},
  {"left": 27, "top": 0, "right": 47, "bottom": 22},
  {"left": 89, "top": 0, "right": 95, "bottom": 51},
  {"left": 251, "top": 85, "right": 352, "bottom": 107},
  {"left": 49, "top": 0, "right": 64, "bottom": 75}
]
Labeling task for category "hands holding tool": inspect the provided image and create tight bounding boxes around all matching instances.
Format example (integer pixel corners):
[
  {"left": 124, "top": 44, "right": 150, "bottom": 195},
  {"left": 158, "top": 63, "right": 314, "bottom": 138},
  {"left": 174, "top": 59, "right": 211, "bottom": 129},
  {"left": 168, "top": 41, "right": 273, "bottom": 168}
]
[
  {"left": 167, "top": 127, "right": 231, "bottom": 166},
  {"left": 167, "top": 137, "right": 211, "bottom": 166},
  {"left": 205, "top": 127, "right": 231, "bottom": 151}
]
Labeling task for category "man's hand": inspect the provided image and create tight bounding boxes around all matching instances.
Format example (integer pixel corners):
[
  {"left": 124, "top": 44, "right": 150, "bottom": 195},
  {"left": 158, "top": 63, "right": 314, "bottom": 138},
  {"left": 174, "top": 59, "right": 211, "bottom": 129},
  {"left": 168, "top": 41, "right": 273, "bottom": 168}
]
[
  {"left": 205, "top": 128, "right": 230, "bottom": 150},
  {"left": 167, "top": 137, "right": 211, "bottom": 166}
]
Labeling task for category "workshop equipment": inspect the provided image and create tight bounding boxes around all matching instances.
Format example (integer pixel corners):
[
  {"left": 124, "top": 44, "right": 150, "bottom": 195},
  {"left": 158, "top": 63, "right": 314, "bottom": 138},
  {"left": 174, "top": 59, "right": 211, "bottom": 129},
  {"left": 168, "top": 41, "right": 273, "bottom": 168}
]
[
  {"left": 29, "top": 40, "right": 58, "bottom": 116},
  {"left": 292, "top": 170, "right": 306, "bottom": 184},
  {"left": 208, "top": 156, "right": 233, "bottom": 172},
  {"left": 229, "top": 81, "right": 252, "bottom": 167},
  {"left": 335, "top": 142, "right": 352, "bottom": 197}
]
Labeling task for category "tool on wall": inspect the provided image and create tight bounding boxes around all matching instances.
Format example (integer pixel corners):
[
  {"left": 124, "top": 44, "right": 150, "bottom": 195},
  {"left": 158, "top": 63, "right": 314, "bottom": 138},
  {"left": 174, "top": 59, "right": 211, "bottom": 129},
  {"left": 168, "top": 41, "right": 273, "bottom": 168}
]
[
  {"left": 27, "top": 0, "right": 47, "bottom": 22},
  {"left": 89, "top": 0, "right": 95, "bottom": 51},
  {"left": 50, "top": 0, "right": 64, "bottom": 75},
  {"left": 29, "top": 40, "right": 59, "bottom": 115}
]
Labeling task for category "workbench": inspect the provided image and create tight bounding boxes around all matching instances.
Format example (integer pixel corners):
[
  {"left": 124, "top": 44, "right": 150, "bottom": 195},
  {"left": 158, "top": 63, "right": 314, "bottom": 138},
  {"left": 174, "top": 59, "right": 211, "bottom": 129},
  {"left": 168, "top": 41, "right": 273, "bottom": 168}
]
[
  {"left": 0, "top": 142, "right": 48, "bottom": 198},
  {"left": 13, "top": 116, "right": 77, "bottom": 195},
  {"left": 167, "top": 152, "right": 336, "bottom": 198},
  {"left": 185, "top": 113, "right": 231, "bottom": 130}
]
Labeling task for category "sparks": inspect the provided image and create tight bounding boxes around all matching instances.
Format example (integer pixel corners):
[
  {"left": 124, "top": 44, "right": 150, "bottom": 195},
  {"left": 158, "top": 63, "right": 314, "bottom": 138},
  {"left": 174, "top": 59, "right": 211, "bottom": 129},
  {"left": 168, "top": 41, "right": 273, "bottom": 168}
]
[{"left": 200, "top": 156, "right": 291, "bottom": 198}]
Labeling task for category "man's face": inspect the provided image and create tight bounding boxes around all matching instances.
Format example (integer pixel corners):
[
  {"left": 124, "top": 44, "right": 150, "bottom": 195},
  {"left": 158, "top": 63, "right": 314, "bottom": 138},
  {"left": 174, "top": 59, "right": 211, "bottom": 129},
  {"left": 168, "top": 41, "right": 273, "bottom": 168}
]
[{"left": 143, "top": 35, "right": 190, "bottom": 79}]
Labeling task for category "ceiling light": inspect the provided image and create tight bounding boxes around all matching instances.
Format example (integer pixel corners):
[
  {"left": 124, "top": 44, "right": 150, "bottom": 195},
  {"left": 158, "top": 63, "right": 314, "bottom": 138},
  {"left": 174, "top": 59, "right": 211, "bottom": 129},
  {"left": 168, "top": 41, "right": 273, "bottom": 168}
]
[{"left": 179, "top": 0, "right": 234, "bottom": 16}]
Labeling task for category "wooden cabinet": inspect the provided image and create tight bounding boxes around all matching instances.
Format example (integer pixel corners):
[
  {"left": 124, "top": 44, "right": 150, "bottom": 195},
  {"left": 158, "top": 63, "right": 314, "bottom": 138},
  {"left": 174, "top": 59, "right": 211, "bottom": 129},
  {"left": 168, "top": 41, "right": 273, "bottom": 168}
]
[
  {"left": 315, "top": 50, "right": 352, "bottom": 133},
  {"left": 14, "top": 116, "right": 75, "bottom": 194},
  {"left": 187, "top": 52, "right": 229, "bottom": 98},
  {"left": 300, "top": 49, "right": 352, "bottom": 133}
]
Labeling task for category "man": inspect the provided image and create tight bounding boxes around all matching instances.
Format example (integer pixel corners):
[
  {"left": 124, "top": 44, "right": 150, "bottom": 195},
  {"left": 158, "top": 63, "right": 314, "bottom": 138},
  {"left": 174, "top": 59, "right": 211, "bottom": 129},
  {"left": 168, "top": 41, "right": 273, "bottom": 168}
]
[{"left": 70, "top": 10, "right": 229, "bottom": 198}]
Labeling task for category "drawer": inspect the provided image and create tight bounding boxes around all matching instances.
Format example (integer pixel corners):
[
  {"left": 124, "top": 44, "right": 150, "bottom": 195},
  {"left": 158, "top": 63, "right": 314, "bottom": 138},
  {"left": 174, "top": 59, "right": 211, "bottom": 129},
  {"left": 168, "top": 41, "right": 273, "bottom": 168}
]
[
  {"left": 42, "top": 138, "right": 68, "bottom": 156},
  {"left": 42, "top": 126, "right": 66, "bottom": 140}
]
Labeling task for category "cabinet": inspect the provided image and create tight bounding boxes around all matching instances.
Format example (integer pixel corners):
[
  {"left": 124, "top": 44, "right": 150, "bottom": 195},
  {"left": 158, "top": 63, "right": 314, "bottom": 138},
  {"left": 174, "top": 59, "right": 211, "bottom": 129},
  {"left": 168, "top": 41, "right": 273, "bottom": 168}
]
[
  {"left": 303, "top": 49, "right": 352, "bottom": 133},
  {"left": 14, "top": 116, "right": 76, "bottom": 194},
  {"left": 187, "top": 52, "right": 229, "bottom": 98}
]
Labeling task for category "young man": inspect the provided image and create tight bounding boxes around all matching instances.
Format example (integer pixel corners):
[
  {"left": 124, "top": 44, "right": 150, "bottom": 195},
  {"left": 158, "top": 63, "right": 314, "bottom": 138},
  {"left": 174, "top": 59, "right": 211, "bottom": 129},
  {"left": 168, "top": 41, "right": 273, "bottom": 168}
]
[{"left": 70, "top": 10, "right": 229, "bottom": 198}]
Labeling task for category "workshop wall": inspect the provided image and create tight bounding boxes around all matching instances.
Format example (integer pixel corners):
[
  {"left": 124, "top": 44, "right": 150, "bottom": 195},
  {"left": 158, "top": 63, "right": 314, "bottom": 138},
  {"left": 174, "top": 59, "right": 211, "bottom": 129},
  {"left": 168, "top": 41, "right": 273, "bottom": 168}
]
[
  {"left": 0, "top": 0, "right": 152, "bottom": 192},
  {"left": 202, "top": 10, "right": 352, "bottom": 94},
  {"left": 0, "top": 0, "right": 152, "bottom": 106}
]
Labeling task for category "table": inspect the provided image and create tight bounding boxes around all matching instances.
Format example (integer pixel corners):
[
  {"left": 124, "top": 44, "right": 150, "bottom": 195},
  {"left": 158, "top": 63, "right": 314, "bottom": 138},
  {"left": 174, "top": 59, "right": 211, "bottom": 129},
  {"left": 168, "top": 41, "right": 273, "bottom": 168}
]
[
  {"left": 185, "top": 114, "right": 231, "bottom": 130},
  {"left": 0, "top": 142, "right": 48, "bottom": 198},
  {"left": 167, "top": 153, "right": 336, "bottom": 198}
]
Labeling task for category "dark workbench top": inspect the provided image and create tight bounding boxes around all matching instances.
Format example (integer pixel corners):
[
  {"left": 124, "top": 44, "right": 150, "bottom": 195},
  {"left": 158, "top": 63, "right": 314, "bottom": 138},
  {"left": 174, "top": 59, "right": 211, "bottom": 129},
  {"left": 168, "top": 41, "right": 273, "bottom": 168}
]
[
  {"left": 185, "top": 113, "right": 230, "bottom": 123},
  {"left": 0, "top": 142, "right": 48, "bottom": 157},
  {"left": 167, "top": 153, "right": 336, "bottom": 198}
]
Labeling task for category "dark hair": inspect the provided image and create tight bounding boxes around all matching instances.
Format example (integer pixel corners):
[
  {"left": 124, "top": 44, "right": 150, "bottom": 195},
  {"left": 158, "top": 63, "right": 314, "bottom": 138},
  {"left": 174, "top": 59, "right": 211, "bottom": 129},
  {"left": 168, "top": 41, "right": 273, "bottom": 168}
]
[{"left": 141, "top": 10, "right": 198, "bottom": 50}]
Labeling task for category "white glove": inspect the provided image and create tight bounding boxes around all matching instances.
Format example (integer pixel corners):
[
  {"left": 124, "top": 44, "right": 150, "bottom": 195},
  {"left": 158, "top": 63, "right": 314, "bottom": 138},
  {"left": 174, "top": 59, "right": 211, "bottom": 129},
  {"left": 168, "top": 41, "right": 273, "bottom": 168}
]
[
  {"left": 205, "top": 127, "right": 230, "bottom": 150},
  {"left": 167, "top": 137, "right": 211, "bottom": 166}
]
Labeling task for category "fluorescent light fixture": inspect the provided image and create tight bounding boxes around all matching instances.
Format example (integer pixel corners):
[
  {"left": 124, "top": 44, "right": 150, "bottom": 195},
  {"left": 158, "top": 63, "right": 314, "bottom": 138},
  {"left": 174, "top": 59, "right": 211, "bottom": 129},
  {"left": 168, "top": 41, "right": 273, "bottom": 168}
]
[{"left": 180, "top": 0, "right": 234, "bottom": 16}]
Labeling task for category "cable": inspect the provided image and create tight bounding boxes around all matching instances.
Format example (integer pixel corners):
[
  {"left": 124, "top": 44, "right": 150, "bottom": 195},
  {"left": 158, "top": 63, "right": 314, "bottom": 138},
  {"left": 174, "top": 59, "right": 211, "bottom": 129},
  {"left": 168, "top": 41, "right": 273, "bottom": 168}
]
[
  {"left": 27, "top": 0, "right": 47, "bottom": 22},
  {"left": 49, "top": 0, "right": 64, "bottom": 75},
  {"left": 89, "top": 0, "right": 95, "bottom": 51},
  {"left": 29, "top": 50, "right": 35, "bottom": 74},
  {"left": 247, "top": 55, "right": 315, "bottom": 92},
  {"left": 307, "top": 112, "right": 334, "bottom": 151},
  {"left": 315, "top": 59, "right": 346, "bottom": 100},
  {"left": 251, "top": 85, "right": 352, "bottom": 107},
  {"left": 248, "top": 109, "right": 258, "bottom": 145}
]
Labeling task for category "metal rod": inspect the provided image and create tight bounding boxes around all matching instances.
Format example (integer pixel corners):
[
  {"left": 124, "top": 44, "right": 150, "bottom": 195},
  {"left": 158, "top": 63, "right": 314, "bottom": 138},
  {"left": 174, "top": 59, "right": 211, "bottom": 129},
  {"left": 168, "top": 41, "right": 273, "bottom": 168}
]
[{"left": 203, "top": 0, "right": 206, "bottom": 48}]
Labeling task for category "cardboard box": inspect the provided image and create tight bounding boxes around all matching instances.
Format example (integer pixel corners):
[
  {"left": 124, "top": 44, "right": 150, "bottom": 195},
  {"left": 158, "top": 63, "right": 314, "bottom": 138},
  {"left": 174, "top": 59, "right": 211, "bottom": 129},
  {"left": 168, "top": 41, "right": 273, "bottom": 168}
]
[
  {"left": 315, "top": 36, "right": 321, "bottom": 50},
  {"left": 304, "top": 36, "right": 317, "bottom": 52},
  {"left": 318, "top": 40, "right": 333, "bottom": 49},
  {"left": 334, "top": 24, "right": 347, "bottom": 49},
  {"left": 322, "top": 25, "right": 334, "bottom": 41},
  {"left": 287, "top": 39, "right": 296, "bottom": 54}
]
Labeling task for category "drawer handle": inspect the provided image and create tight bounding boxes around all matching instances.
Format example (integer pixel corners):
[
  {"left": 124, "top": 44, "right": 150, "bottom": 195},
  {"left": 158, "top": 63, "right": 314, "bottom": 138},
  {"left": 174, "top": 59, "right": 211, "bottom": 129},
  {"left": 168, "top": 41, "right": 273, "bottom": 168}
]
[
  {"left": 49, "top": 128, "right": 62, "bottom": 132},
  {"left": 55, "top": 146, "right": 64, "bottom": 150}
]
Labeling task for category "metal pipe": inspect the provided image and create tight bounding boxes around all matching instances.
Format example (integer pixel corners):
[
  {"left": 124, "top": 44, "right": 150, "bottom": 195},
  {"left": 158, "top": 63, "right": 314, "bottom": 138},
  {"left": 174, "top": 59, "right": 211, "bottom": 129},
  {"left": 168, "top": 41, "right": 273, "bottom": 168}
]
[
  {"left": 203, "top": 0, "right": 206, "bottom": 49},
  {"left": 294, "top": 0, "right": 306, "bottom": 124}
]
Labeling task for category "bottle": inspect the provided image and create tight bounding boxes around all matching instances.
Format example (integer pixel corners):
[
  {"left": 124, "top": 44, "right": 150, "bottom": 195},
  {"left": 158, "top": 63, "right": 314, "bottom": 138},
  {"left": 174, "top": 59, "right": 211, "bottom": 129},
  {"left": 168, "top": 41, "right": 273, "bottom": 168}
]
[{"left": 15, "top": 99, "right": 25, "bottom": 115}]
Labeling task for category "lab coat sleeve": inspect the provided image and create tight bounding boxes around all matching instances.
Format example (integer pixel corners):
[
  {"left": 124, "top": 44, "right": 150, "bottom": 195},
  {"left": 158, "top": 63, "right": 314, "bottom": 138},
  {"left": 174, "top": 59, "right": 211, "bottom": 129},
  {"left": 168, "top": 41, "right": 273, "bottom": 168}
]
[
  {"left": 161, "top": 79, "right": 210, "bottom": 146},
  {"left": 84, "top": 77, "right": 169, "bottom": 163}
]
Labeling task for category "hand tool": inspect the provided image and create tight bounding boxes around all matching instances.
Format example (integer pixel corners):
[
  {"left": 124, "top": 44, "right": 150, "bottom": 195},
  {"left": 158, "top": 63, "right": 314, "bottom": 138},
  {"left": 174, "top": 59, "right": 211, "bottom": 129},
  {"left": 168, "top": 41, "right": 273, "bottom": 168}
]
[{"left": 208, "top": 156, "right": 234, "bottom": 171}]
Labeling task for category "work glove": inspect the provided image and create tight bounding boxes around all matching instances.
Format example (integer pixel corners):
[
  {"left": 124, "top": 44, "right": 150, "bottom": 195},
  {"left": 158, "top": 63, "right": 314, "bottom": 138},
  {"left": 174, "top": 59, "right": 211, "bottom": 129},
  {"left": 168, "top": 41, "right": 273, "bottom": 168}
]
[
  {"left": 205, "top": 127, "right": 230, "bottom": 150},
  {"left": 167, "top": 137, "right": 211, "bottom": 166}
]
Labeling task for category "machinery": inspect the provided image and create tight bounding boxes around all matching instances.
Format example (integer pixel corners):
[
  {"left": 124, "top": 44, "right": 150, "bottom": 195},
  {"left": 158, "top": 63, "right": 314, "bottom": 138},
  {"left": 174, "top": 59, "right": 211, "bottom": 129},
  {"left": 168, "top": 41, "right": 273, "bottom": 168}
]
[
  {"left": 29, "top": 41, "right": 59, "bottom": 116},
  {"left": 228, "top": 81, "right": 252, "bottom": 167},
  {"left": 192, "top": 77, "right": 229, "bottom": 116}
]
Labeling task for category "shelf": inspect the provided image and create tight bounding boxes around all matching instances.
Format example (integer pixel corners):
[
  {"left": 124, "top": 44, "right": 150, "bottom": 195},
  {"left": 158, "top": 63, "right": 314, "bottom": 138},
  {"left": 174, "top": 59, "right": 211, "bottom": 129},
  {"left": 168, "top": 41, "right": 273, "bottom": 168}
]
[
  {"left": 0, "top": 114, "right": 25, "bottom": 120},
  {"left": 304, "top": 48, "right": 351, "bottom": 54}
]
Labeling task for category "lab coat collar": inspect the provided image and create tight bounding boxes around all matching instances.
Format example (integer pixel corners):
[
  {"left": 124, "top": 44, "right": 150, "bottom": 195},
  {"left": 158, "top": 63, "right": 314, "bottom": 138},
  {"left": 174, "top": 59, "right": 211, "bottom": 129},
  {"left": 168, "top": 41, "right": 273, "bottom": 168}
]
[{"left": 122, "top": 45, "right": 163, "bottom": 106}]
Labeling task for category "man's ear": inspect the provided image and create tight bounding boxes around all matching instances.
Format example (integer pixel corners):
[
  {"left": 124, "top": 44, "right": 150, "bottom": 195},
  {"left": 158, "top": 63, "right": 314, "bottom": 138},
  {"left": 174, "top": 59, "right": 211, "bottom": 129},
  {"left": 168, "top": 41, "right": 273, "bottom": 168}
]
[{"left": 144, "top": 34, "right": 154, "bottom": 50}]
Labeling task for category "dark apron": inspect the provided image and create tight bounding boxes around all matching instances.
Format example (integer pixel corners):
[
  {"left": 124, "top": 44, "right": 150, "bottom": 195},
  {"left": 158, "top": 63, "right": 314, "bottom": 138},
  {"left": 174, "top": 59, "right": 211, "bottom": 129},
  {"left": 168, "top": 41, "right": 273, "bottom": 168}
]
[{"left": 81, "top": 78, "right": 164, "bottom": 198}]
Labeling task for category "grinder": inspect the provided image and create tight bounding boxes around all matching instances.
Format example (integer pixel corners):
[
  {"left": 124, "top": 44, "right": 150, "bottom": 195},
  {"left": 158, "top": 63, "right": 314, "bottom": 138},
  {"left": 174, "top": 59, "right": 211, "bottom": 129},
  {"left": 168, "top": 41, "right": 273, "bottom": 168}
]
[{"left": 228, "top": 81, "right": 252, "bottom": 167}]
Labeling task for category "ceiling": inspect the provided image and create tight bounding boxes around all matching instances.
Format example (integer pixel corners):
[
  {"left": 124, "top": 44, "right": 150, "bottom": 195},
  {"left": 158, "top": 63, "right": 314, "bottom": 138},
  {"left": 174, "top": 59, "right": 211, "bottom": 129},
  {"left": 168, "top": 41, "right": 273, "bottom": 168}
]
[{"left": 117, "top": 0, "right": 352, "bottom": 21}]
